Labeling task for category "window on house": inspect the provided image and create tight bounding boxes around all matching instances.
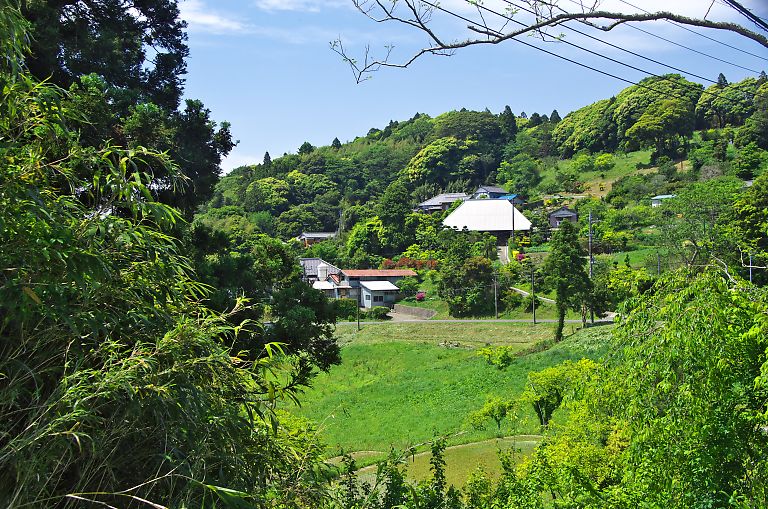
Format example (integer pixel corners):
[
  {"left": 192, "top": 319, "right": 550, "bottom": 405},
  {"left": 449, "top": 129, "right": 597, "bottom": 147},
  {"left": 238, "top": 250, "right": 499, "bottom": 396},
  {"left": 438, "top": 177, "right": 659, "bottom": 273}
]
[
  {"left": 373, "top": 295, "right": 384, "bottom": 302},
  {"left": 365, "top": 294, "right": 371, "bottom": 301}
]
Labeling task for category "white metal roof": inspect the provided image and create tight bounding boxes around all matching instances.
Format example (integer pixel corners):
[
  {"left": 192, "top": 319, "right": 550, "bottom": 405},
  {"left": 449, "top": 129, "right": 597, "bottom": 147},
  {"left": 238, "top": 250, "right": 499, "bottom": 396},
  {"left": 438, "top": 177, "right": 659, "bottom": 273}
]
[
  {"left": 443, "top": 199, "right": 532, "bottom": 232},
  {"left": 360, "top": 281, "right": 400, "bottom": 291},
  {"left": 312, "top": 281, "right": 336, "bottom": 290}
]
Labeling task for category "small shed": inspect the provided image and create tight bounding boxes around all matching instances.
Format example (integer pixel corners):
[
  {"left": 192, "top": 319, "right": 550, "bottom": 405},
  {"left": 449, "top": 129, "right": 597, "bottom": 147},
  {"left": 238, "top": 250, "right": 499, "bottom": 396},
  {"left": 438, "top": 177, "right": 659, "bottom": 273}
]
[
  {"left": 548, "top": 207, "right": 578, "bottom": 228},
  {"left": 650, "top": 194, "right": 676, "bottom": 207},
  {"left": 360, "top": 281, "right": 399, "bottom": 309}
]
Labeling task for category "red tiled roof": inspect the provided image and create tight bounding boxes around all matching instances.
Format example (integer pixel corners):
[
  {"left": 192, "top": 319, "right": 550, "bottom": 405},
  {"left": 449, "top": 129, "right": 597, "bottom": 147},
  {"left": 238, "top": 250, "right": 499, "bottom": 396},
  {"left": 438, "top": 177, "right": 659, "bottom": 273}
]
[{"left": 342, "top": 269, "right": 417, "bottom": 277}]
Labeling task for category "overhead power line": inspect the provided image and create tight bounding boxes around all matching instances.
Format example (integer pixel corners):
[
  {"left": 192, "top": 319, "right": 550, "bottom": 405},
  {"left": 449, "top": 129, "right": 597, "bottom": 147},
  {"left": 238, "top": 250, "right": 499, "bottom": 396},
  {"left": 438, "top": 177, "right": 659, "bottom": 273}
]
[
  {"left": 721, "top": 0, "right": 768, "bottom": 34},
  {"left": 458, "top": 0, "right": 757, "bottom": 105},
  {"left": 624, "top": 23, "right": 762, "bottom": 74},
  {"left": 499, "top": 0, "right": 720, "bottom": 86},
  {"left": 617, "top": 0, "right": 768, "bottom": 63}
]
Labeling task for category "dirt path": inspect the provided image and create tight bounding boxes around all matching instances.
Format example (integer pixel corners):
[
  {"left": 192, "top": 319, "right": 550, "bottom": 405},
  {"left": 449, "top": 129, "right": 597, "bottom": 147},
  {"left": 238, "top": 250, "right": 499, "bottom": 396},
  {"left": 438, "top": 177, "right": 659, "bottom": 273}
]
[
  {"left": 510, "top": 286, "right": 556, "bottom": 304},
  {"left": 388, "top": 310, "right": 427, "bottom": 322}
]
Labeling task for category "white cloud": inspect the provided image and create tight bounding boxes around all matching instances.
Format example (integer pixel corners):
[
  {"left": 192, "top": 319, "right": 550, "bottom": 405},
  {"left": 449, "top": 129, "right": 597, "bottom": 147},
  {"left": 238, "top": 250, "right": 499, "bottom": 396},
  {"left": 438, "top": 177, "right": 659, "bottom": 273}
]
[
  {"left": 179, "top": 0, "right": 249, "bottom": 34},
  {"left": 253, "top": 0, "right": 349, "bottom": 12}
]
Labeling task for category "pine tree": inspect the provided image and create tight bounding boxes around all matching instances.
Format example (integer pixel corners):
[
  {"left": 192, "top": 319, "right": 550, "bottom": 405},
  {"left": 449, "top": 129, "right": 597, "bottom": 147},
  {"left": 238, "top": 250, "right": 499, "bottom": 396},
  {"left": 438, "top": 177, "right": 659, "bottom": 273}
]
[
  {"left": 717, "top": 73, "right": 728, "bottom": 88},
  {"left": 499, "top": 105, "right": 518, "bottom": 141},
  {"left": 332, "top": 137, "right": 342, "bottom": 149},
  {"left": 298, "top": 141, "right": 314, "bottom": 155},
  {"left": 263, "top": 151, "right": 272, "bottom": 165},
  {"left": 550, "top": 109, "right": 562, "bottom": 123},
  {"left": 528, "top": 112, "right": 542, "bottom": 127}
]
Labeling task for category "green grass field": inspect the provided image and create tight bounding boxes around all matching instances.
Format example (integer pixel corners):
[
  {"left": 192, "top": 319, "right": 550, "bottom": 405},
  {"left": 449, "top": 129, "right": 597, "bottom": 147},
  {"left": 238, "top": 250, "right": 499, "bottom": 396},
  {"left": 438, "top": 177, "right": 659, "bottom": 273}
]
[
  {"left": 293, "top": 323, "right": 612, "bottom": 462},
  {"left": 356, "top": 436, "right": 540, "bottom": 487}
]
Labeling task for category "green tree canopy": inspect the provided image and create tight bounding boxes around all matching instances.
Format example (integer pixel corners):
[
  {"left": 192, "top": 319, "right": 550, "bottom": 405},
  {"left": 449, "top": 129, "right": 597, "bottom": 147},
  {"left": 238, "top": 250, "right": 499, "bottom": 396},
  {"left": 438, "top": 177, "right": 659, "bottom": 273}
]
[{"left": 543, "top": 221, "right": 591, "bottom": 340}]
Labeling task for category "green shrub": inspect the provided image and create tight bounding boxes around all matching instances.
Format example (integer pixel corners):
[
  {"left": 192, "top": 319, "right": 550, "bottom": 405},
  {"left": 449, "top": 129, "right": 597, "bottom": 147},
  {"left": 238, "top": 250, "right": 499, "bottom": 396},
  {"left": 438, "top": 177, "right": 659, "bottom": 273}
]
[
  {"left": 363, "top": 306, "right": 392, "bottom": 320},
  {"left": 333, "top": 298, "right": 359, "bottom": 321}
]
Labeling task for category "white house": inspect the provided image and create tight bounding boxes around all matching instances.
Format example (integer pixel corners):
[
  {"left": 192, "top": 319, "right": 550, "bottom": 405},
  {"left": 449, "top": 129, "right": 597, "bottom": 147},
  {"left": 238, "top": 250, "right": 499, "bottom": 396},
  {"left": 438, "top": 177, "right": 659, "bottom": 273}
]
[
  {"left": 360, "top": 281, "right": 400, "bottom": 308},
  {"left": 443, "top": 199, "right": 531, "bottom": 244}
]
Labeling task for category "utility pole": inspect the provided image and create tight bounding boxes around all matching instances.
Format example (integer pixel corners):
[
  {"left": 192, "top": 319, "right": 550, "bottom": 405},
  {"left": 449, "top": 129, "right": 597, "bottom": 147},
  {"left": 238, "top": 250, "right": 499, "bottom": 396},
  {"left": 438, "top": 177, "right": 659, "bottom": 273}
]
[
  {"left": 356, "top": 288, "right": 361, "bottom": 331},
  {"left": 511, "top": 206, "right": 516, "bottom": 245},
  {"left": 588, "top": 211, "right": 593, "bottom": 279},
  {"left": 531, "top": 263, "right": 536, "bottom": 325},
  {"left": 493, "top": 271, "right": 499, "bottom": 319},
  {"left": 588, "top": 211, "right": 594, "bottom": 324},
  {"left": 750, "top": 253, "right": 754, "bottom": 283},
  {"left": 657, "top": 252, "right": 661, "bottom": 276}
]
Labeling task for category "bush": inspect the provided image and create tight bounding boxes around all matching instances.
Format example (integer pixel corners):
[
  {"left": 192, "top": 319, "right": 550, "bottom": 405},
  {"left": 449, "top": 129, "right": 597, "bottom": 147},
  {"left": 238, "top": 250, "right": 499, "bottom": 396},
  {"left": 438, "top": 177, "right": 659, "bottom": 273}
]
[
  {"left": 333, "top": 298, "right": 359, "bottom": 321},
  {"left": 397, "top": 276, "right": 419, "bottom": 293},
  {"left": 362, "top": 306, "right": 391, "bottom": 320},
  {"left": 501, "top": 289, "right": 524, "bottom": 311},
  {"left": 594, "top": 153, "right": 615, "bottom": 172},
  {"left": 415, "top": 291, "right": 426, "bottom": 301}
]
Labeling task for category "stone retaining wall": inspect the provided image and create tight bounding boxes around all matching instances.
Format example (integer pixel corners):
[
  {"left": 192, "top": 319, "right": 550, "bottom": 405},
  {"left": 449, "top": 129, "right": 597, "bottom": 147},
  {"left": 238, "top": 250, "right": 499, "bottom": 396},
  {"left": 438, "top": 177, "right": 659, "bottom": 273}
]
[{"left": 393, "top": 304, "right": 438, "bottom": 319}]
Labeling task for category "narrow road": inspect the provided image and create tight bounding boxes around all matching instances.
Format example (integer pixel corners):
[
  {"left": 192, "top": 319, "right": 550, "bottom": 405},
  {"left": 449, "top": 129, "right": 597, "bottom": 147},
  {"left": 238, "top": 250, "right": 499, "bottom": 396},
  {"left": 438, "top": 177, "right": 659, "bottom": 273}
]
[
  {"left": 510, "top": 286, "right": 556, "bottom": 304},
  {"left": 337, "top": 317, "right": 613, "bottom": 325}
]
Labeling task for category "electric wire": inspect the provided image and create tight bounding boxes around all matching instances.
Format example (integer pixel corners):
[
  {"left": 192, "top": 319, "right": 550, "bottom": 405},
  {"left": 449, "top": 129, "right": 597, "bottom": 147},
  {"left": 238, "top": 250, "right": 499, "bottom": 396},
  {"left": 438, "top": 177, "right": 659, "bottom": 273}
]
[
  {"left": 624, "top": 23, "right": 762, "bottom": 74},
  {"left": 496, "top": 0, "right": 760, "bottom": 101},
  {"left": 617, "top": 0, "right": 768, "bottom": 62},
  {"left": 499, "top": 0, "right": 721, "bottom": 86},
  {"left": 718, "top": 0, "right": 768, "bottom": 33},
  {"left": 458, "top": 0, "right": 758, "bottom": 105}
]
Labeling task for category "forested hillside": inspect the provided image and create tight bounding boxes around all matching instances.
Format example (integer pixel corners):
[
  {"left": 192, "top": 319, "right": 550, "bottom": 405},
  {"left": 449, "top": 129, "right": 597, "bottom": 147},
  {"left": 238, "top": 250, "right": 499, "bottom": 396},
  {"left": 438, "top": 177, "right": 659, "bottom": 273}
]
[{"left": 196, "top": 72, "right": 768, "bottom": 292}]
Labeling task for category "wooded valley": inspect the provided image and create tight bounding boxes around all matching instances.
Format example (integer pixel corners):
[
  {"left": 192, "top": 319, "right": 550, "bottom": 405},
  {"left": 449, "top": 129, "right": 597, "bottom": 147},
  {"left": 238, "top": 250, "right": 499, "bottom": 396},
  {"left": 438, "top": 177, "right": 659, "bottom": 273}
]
[{"left": 2, "top": 1, "right": 768, "bottom": 508}]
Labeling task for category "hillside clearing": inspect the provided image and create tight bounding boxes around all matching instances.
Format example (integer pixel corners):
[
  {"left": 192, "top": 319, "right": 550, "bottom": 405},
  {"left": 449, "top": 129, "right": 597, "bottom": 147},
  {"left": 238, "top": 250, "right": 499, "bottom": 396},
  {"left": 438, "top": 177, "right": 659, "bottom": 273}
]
[{"left": 294, "top": 323, "right": 612, "bottom": 458}]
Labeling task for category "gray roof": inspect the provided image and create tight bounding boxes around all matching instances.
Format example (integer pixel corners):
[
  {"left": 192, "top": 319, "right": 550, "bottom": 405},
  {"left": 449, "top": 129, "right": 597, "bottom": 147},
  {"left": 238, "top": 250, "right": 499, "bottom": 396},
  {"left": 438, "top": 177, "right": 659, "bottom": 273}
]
[
  {"left": 296, "top": 232, "right": 336, "bottom": 240},
  {"left": 417, "top": 193, "right": 469, "bottom": 208},
  {"left": 651, "top": 194, "right": 676, "bottom": 200},
  {"left": 549, "top": 207, "right": 578, "bottom": 218},
  {"left": 299, "top": 258, "right": 341, "bottom": 278},
  {"left": 476, "top": 185, "right": 507, "bottom": 194}
]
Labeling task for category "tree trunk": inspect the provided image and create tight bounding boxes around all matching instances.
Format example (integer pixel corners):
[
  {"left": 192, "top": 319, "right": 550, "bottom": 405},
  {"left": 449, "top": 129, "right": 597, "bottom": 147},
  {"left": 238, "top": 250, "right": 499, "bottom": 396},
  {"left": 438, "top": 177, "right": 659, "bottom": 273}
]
[{"left": 554, "top": 302, "right": 566, "bottom": 342}]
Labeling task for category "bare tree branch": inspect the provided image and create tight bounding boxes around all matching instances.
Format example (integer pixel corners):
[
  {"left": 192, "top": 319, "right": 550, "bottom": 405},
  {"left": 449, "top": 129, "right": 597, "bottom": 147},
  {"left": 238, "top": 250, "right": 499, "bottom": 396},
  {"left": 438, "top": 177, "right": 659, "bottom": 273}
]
[{"left": 335, "top": 0, "right": 768, "bottom": 83}]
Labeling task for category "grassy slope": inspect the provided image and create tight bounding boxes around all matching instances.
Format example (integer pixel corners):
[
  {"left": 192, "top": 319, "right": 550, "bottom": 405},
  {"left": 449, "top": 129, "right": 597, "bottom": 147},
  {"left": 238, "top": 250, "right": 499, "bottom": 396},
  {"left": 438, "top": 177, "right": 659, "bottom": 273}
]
[
  {"left": 293, "top": 323, "right": 612, "bottom": 458},
  {"left": 536, "top": 149, "right": 654, "bottom": 199}
]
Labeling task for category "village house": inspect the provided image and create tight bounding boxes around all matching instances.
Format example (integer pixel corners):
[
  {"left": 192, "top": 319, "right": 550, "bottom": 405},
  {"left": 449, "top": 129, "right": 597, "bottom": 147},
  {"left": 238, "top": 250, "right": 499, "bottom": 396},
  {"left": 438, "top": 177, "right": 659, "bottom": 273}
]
[
  {"left": 471, "top": 185, "right": 507, "bottom": 199},
  {"left": 299, "top": 258, "right": 341, "bottom": 284},
  {"left": 442, "top": 199, "right": 531, "bottom": 245},
  {"left": 295, "top": 231, "right": 337, "bottom": 247},
  {"left": 548, "top": 206, "right": 579, "bottom": 228},
  {"left": 414, "top": 192, "right": 469, "bottom": 213},
  {"left": 307, "top": 266, "right": 416, "bottom": 308}
]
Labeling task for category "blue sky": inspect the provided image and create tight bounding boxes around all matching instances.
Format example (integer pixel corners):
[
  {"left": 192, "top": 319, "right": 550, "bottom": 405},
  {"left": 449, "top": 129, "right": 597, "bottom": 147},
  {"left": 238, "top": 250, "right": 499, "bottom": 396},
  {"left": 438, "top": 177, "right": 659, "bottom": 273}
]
[{"left": 177, "top": 0, "right": 768, "bottom": 171}]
